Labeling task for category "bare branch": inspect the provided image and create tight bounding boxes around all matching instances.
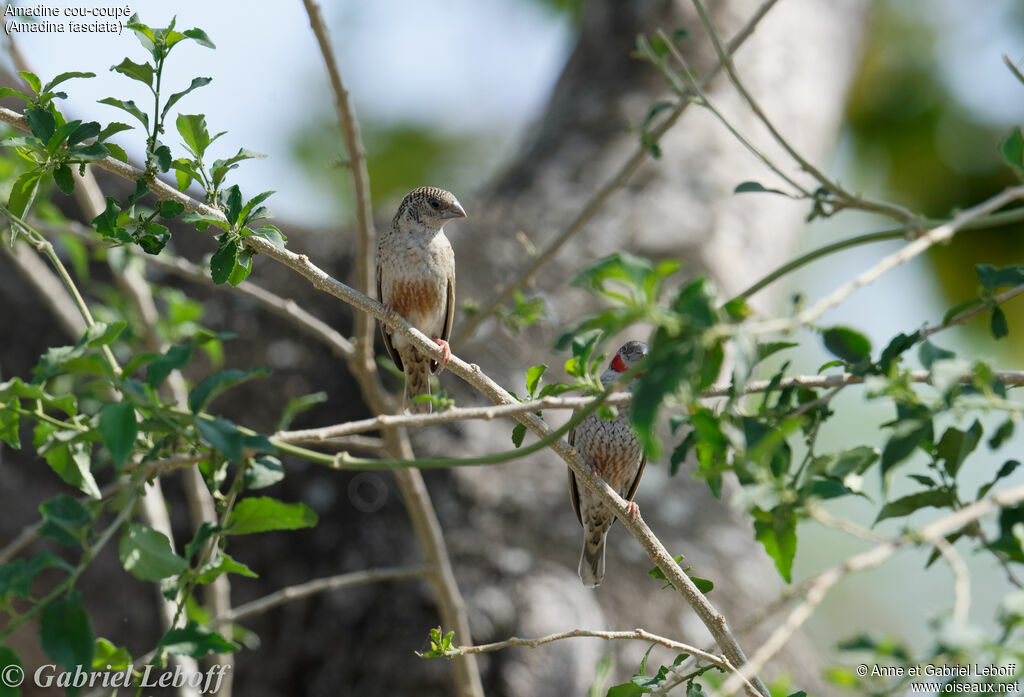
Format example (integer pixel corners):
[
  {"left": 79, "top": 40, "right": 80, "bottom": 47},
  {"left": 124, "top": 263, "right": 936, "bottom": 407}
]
[
  {"left": 301, "top": 0, "right": 376, "bottom": 369},
  {"left": 223, "top": 565, "right": 427, "bottom": 624}
]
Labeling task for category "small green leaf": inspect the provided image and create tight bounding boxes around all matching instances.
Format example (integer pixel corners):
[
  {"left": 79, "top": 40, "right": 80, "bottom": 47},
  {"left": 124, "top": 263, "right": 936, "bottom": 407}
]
[
  {"left": 197, "top": 417, "right": 245, "bottom": 462},
  {"left": 110, "top": 58, "right": 154, "bottom": 88},
  {"left": 183, "top": 27, "right": 216, "bottom": 49},
  {"left": 138, "top": 221, "right": 170, "bottom": 255},
  {"left": 753, "top": 507, "right": 797, "bottom": 582},
  {"left": 162, "top": 621, "right": 239, "bottom": 658},
  {"left": 161, "top": 77, "right": 213, "bottom": 120},
  {"left": 9, "top": 169, "right": 42, "bottom": 218},
  {"left": 875, "top": 490, "right": 956, "bottom": 524},
  {"left": 41, "top": 589, "right": 94, "bottom": 675},
  {"left": 511, "top": 423, "right": 527, "bottom": 448},
  {"left": 821, "top": 326, "right": 872, "bottom": 364},
  {"left": 147, "top": 342, "right": 195, "bottom": 387},
  {"left": 42, "top": 71, "right": 95, "bottom": 93},
  {"left": 0, "top": 86, "right": 32, "bottom": 101},
  {"left": 734, "top": 181, "right": 789, "bottom": 195},
  {"left": 243, "top": 455, "right": 284, "bottom": 490},
  {"left": 919, "top": 340, "right": 955, "bottom": 370},
  {"left": 18, "top": 71, "right": 41, "bottom": 93},
  {"left": 188, "top": 367, "right": 270, "bottom": 413},
  {"left": 119, "top": 522, "right": 188, "bottom": 581},
  {"left": 54, "top": 163, "right": 75, "bottom": 195},
  {"left": 98, "top": 402, "right": 138, "bottom": 468},
  {"left": 92, "top": 638, "right": 131, "bottom": 671},
  {"left": 1001, "top": 126, "right": 1024, "bottom": 172},
  {"left": 210, "top": 237, "right": 238, "bottom": 285},
  {"left": 880, "top": 417, "right": 931, "bottom": 484},
  {"left": 25, "top": 107, "right": 56, "bottom": 142},
  {"left": 98, "top": 122, "right": 134, "bottom": 140},
  {"left": 936, "top": 420, "right": 982, "bottom": 479},
  {"left": 991, "top": 306, "right": 1010, "bottom": 339},
  {"left": 525, "top": 364, "right": 547, "bottom": 397},
  {"left": 225, "top": 496, "right": 318, "bottom": 535},
  {"left": 83, "top": 321, "right": 126, "bottom": 348},
  {"left": 195, "top": 552, "right": 257, "bottom": 584},
  {"left": 976, "top": 264, "right": 1024, "bottom": 290},
  {"left": 250, "top": 224, "right": 286, "bottom": 248},
  {"left": 97, "top": 97, "right": 149, "bottom": 129},
  {"left": 39, "top": 494, "right": 92, "bottom": 546}
]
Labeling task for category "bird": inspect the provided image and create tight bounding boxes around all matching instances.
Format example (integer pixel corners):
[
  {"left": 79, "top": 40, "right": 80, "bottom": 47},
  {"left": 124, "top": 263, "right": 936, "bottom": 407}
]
[
  {"left": 377, "top": 186, "right": 466, "bottom": 414},
  {"left": 568, "top": 340, "right": 649, "bottom": 588}
]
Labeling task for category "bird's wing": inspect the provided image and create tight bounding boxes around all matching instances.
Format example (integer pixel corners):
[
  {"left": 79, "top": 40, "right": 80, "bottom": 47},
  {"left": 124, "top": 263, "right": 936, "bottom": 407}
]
[
  {"left": 625, "top": 453, "right": 647, "bottom": 503},
  {"left": 567, "top": 426, "right": 583, "bottom": 525},
  {"left": 378, "top": 262, "right": 403, "bottom": 373},
  {"left": 432, "top": 273, "right": 455, "bottom": 374}
]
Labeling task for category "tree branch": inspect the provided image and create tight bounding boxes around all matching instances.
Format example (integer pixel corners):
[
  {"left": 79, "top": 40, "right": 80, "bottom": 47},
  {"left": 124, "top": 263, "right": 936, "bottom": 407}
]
[{"left": 711, "top": 484, "right": 1024, "bottom": 697}]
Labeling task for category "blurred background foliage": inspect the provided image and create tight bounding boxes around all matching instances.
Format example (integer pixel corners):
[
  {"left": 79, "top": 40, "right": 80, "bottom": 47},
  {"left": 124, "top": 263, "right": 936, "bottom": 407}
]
[{"left": 845, "top": 0, "right": 1024, "bottom": 347}]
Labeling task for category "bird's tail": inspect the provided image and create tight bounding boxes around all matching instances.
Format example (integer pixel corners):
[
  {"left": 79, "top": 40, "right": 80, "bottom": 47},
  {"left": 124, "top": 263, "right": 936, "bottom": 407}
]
[
  {"left": 579, "top": 534, "right": 607, "bottom": 588},
  {"left": 403, "top": 352, "right": 432, "bottom": 414}
]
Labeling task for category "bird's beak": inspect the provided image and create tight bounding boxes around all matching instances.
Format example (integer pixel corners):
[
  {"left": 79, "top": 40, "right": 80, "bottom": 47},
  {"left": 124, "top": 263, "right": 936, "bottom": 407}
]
[{"left": 442, "top": 201, "right": 468, "bottom": 220}]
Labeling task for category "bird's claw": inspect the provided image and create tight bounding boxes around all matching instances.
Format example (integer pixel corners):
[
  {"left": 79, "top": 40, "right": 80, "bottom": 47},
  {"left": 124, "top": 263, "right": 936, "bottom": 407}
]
[
  {"left": 381, "top": 303, "right": 396, "bottom": 323},
  {"left": 626, "top": 501, "right": 640, "bottom": 522},
  {"left": 434, "top": 338, "right": 451, "bottom": 373}
]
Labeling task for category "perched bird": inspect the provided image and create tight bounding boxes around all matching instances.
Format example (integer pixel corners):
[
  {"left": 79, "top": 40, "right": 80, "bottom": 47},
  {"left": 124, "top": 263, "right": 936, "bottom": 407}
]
[
  {"left": 568, "top": 340, "right": 650, "bottom": 588},
  {"left": 377, "top": 186, "right": 466, "bottom": 414}
]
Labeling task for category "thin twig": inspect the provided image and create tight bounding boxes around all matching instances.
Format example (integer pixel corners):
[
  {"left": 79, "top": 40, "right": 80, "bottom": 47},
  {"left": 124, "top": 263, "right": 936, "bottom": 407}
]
[
  {"left": 737, "top": 185, "right": 1024, "bottom": 336},
  {"left": 711, "top": 484, "right": 1024, "bottom": 697},
  {"left": 301, "top": 0, "right": 376, "bottom": 370},
  {"left": 223, "top": 565, "right": 427, "bottom": 624},
  {"left": 921, "top": 282, "right": 1024, "bottom": 339},
  {"left": 451, "top": 0, "right": 781, "bottom": 345}
]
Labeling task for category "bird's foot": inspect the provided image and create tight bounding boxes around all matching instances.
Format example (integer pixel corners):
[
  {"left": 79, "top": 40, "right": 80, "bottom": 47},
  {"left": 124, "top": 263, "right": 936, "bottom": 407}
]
[
  {"left": 433, "top": 338, "right": 451, "bottom": 373},
  {"left": 589, "top": 463, "right": 602, "bottom": 478},
  {"left": 626, "top": 501, "right": 640, "bottom": 522},
  {"left": 381, "top": 302, "right": 396, "bottom": 323}
]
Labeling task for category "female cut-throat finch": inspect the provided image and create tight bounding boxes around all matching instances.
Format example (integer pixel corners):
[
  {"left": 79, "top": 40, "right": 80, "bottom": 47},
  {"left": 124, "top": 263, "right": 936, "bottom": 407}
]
[
  {"left": 377, "top": 186, "right": 466, "bottom": 414},
  {"left": 568, "top": 340, "right": 649, "bottom": 588}
]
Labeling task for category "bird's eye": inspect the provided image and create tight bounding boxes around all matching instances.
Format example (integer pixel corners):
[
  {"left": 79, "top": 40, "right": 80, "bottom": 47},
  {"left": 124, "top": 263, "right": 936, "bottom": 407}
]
[{"left": 429, "top": 198, "right": 441, "bottom": 209}]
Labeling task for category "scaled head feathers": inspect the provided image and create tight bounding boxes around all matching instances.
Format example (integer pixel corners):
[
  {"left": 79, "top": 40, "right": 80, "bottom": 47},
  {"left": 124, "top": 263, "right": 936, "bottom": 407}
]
[{"left": 393, "top": 186, "right": 467, "bottom": 228}]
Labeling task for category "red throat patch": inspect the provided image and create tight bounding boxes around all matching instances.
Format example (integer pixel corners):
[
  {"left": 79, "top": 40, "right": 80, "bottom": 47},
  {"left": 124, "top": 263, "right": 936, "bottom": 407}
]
[{"left": 611, "top": 353, "right": 627, "bottom": 373}]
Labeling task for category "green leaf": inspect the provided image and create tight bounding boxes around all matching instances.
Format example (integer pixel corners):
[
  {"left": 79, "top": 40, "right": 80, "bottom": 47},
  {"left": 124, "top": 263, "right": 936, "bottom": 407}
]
[
  {"left": 195, "top": 552, "right": 257, "bottom": 584},
  {"left": 110, "top": 58, "right": 154, "bottom": 88},
  {"left": 0, "top": 552, "right": 73, "bottom": 600},
  {"left": 880, "top": 409, "right": 932, "bottom": 485},
  {"left": 54, "top": 163, "right": 75, "bottom": 195},
  {"left": 161, "top": 77, "right": 212, "bottom": 120},
  {"left": 36, "top": 429, "right": 100, "bottom": 500},
  {"left": 875, "top": 490, "right": 956, "bottom": 524},
  {"left": 66, "top": 121, "right": 100, "bottom": 148},
  {"left": 39, "top": 495, "right": 92, "bottom": 546},
  {"left": 936, "top": 420, "right": 982, "bottom": 479},
  {"left": 138, "top": 221, "right": 170, "bottom": 255},
  {"left": 189, "top": 367, "right": 270, "bottom": 413},
  {"left": 827, "top": 446, "right": 879, "bottom": 479},
  {"left": 243, "top": 455, "right": 284, "bottom": 490},
  {"left": 183, "top": 27, "right": 216, "bottom": 49},
  {"left": 821, "top": 326, "right": 872, "bottom": 364},
  {"left": 161, "top": 621, "right": 239, "bottom": 658},
  {"left": 525, "top": 364, "right": 547, "bottom": 397},
  {"left": 877, "top": 331, "right": 920, "bottom": 374},
  {"left": 753, "top": 507, "right": 797, "bottom": 582},
  {"left": 97, "top": 97, "right": 149, "bottom": 129},
  {"left": 225, "top": 496, "right": 318, "bottom": 535},
  {"left": 250, "top": 224, "right": 286, "bottom": 248},
  {"left": 238, "top": 190, "right": 275, "bottom": 225},
  {"left": 0, "top": 402, "right": 19, "bottom": 449},
  {"left": 511, "top": 423, "right": 527, "bottom": 448},
  {"left": 976, "top": 264, "right": 1024, "bottom": 290},
  {"left": 98, "top": 121, "right": 134, "bottom": 140},
  {"left": 9, "top": 169, "right": 42, "bottom": 218},
  {"left": 991, "top": 306, "right": 1010, "bottom": 339},
  {"left": 175, "top": 113, "right": 213, "bottom": 157},
  {"left": 919, "top": 340, "right": 955, "bottom": 370},
  {"left": 48, "top": 119, "right": 83, "bottom": 155},
  {"left": 84, "top": 321, "right": 126, "bottom": 348},
  {"left": 41, "top": 589, "right": 94, "bottom": 675},
  {"left": 147, "top": 342, "right": 195, "bottom": 387},
  {"left": 42, "top": 71, "right": 95, "bottom": 93},
  {"left": 119, "top": 522, "right": 188, "bottom": 581},
  {"left": 18, "top": 71, "right": 41, "bottom": 94},
  {"left": 978, "top": 460, "right": 1020, "bottom": 500},
  {"left": 98, "top": 402, "right": 138, "bottom": 468},
  {"left": 0, "top": 86, "right": 32, "bottom": 101},
  {"left": 989, "top": 420, "right": 1015, "bottom": 450},
  {"left": 210, "top": 237, "right": 238, "bottom": 285},
  {"left": 0, "top": 647, "right": 23, "bottom": 697},
  {"left": 92, "top": 638, "right": 131, "bottom": 670},
  {"left": 228, "top": 248, "right": 254, "bottom": 285},
  {"left": 734, "top": 181, "right": 790, "bottom": 196},
  {"left": 67, "top": 142, "right": 110, "bottom": 161},
  {"left": 1001, "top": 126, "right": 1024, "bottom": 171},
  {"left": 197, "top": 417, "right": 245, "bottom": 462},
  {"left": 25, "top": 107, "right": 56, "bottom": 142}
]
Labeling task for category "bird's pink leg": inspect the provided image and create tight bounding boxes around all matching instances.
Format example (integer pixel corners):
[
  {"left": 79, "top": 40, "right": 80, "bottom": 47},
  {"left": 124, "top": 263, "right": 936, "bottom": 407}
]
[
  {"left": 381, "top": 302, "right": 396, "bottom": 322},
  {"left": 434, "top": 338, "right": 451, "bottom": 373},
  {"left": 626, "top": 501, "right": 640, "bottom": 522}
]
